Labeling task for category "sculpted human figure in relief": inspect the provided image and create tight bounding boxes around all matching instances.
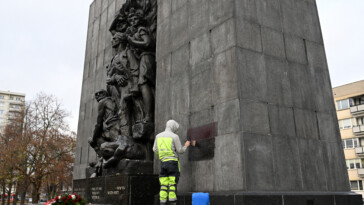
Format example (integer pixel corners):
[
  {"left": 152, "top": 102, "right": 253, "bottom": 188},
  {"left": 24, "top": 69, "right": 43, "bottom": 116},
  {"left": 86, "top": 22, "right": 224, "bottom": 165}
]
[{"left": 88, "top": 0, "right": 157, "bottom": 175}]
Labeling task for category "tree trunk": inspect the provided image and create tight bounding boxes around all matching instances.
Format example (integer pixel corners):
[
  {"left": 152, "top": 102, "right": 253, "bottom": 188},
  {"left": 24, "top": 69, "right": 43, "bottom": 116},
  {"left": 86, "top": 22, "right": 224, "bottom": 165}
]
[
  {"left": 7, "top": 182, "right": 12, "bottom": 205},
  {"left": 19, "top": 178, "right": 30, "bottom": 205},
  {"left": 31, "top": 182, "right": 41, "bottom": 204},
  {"left": 1, "top": 180, "right": 6, "bottom": 205},
  {"left": 19, "top": 191, "right": 26, "bottom": 205},
  {"left": 12, "top": 182, "right": 18, "bottom": 205}
]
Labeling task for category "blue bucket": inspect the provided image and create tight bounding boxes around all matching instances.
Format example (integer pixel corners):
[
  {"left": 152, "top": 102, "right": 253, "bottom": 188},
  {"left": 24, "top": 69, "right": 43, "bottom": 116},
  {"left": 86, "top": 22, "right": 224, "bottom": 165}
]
[{"left": 192, "top": 192, "right": 210, "bottom": 205}]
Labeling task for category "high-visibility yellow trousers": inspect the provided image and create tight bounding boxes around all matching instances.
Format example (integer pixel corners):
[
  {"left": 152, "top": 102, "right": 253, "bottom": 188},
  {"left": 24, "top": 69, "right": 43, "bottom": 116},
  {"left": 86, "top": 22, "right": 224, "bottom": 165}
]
[{"left": 159, "top": 160, "right": 180, "bottom": 203}]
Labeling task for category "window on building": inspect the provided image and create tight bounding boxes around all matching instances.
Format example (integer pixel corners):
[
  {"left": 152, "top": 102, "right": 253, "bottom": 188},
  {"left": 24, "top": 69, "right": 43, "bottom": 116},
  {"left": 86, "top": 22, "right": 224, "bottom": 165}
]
[
  {"left": 351, "top": 96, "right": 364, "bottom": 106},
  {"left": 9, "top": 104, "right": 20, "bottom": 109},
  {"left": 350, "top": 181, "right": 364, "bottom": 190},
  {"left": 0, "top": 102, "right": 4, "bottom": 107},
  {"left": 346, "top": 159, "right": 362, "bottom": 169},
  {"left": 357, "top": 117, "right": 364, "bottom": 126},
  {"left": 339, "top": 118, "right": 353, "bottom": 129},
  {"left": 10, "top": 96, "right": 14, "bottom": 100},
  {"left": 337, "top": 99, "right": 350, "bottom": 110},
  {"left": 0, "top": 96, "right": 4, "bottom": 99},
  {"left": 0, "top": 110, "right": 3, "bottom": 115},
  {"left": 16, "top": 97, "right": 22, "bottom": 101},
  {"left": 343, "top": 138, "right": 359, "bottom": 149}
]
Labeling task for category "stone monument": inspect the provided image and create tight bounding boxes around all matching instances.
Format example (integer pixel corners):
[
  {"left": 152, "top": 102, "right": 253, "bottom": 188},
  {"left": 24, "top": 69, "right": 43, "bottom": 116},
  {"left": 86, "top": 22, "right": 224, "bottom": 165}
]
[{"left": 74, "top": 0, "right": 362, "bottom": 204}]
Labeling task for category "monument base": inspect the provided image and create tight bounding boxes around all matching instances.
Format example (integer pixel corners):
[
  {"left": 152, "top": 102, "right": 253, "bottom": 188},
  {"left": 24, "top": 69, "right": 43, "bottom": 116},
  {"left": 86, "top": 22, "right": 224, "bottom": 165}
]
[
  {"left": 86, "top": 160, "right": 154, "bottom": 178},
  {"left": 153, "top": 192, "right": 362, "bottom": 205},
  {"left": 73, "top": 175, "right": 159, "bottom": 205}
]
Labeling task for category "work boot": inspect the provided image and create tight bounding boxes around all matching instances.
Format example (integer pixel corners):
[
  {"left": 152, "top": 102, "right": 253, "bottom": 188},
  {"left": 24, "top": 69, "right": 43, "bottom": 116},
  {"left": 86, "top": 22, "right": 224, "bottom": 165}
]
[
  {"left": 169, "top": 202, "right": 177, "bottom": 205},
  {"left": 160, "top": 203, "right": 167, "bottom": 205}
]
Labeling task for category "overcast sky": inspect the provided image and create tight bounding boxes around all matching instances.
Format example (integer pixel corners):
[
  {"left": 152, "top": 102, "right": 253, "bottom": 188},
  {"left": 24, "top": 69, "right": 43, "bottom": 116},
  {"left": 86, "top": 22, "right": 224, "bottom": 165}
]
[{"left": 0, "top": 0, "right": 363, "bottom": 132}]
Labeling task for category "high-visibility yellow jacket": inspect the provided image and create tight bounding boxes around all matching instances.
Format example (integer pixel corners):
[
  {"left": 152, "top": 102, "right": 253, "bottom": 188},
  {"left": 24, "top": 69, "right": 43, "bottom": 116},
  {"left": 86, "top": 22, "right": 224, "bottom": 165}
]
[{"left": 153, "top": 120, "right": 187, "bottom": 162}]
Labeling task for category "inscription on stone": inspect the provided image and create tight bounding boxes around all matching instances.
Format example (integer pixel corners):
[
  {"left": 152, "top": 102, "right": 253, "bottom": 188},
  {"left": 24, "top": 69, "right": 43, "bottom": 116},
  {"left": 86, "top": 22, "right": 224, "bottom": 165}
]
[
  {"left": 105, "top": 176, "right": 129, "bottom": 204},
  {"left": 89, "top": 178, "right": 105, "bottom": 203},
  {"left": 73, "top": 179, "right": 88, "bottom": 198}
]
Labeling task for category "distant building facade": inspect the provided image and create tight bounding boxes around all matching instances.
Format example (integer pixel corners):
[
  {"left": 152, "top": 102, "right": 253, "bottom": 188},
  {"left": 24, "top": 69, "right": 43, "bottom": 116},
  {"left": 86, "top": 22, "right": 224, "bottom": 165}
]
[
  {"left": 0, "top": 90, "right": 25, "bottom": 133},
  {"left": 333, "top": 80, "right": 364, "bottom": 198}
]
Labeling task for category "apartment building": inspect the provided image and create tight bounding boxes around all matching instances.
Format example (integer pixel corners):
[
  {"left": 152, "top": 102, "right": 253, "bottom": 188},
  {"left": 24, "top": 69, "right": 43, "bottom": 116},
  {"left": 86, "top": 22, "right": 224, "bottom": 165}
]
[
  {"left": 0, "top": 90, "right": 25, "bottom": 134},
  {"left": 333, "top": 80, "right": 364, "bottom": 198}
]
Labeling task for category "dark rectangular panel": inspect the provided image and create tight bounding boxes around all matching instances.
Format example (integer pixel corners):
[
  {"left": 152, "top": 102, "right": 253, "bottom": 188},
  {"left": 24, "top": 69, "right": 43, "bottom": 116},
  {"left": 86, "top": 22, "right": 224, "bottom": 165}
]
[{"left": 188, "top": 122, "right": 216, "bottom": 161}]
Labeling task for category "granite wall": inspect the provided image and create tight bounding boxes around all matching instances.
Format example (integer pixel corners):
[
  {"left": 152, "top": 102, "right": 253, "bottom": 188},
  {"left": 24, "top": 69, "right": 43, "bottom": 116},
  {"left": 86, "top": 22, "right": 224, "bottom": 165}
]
[{"left": 154, "top": 0, "right": 350, "bottom": 193}]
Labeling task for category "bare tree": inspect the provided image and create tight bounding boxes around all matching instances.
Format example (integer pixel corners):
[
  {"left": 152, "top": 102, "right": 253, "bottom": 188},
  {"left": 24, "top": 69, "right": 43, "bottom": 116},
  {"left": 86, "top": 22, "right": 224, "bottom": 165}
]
[{"left": 0, "top": 93, "right": 75, "bottom": 205}]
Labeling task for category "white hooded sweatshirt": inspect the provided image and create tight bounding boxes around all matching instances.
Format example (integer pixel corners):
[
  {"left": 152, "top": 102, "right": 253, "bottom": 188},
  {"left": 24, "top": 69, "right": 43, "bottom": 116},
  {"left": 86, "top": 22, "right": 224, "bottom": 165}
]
[{"left": 153, "top": 120, "right": 187, "bottom": 161}]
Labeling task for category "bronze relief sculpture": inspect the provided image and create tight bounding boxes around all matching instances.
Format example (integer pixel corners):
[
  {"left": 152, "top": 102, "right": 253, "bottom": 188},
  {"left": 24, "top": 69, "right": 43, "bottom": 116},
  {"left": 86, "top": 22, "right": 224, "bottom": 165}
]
[{"left": 88, "top": 0, "right": 157, "bottom": 177}]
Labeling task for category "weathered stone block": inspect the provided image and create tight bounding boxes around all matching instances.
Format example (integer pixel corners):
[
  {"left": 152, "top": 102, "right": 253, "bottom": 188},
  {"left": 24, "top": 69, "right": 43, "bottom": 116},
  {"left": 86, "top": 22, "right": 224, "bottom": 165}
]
[
  {"left": 236, "top": 18, "right": 262, "bottom": 52},
  {"left": 280, "top": 2, "right": 304, "bottom": 37},
  {"left": 91, "top": 19, "right": 100, "bottom": 60},
  {"left": 303, "top": 2, "right": 323, "bottom": 43},
  {"left": 293, "top": 108, "right": 319, "bottom": 140},
  {"left": 172, "top": 0, "right": 187, "bottom": 12},
  {"left": 214, "top": 133, "right": 244, "bottom": 191},
  {"left": 256, "top": 0, "right": 282, "bottom": 30},
  {"left": 96, "top": 50, "right": 104, "bottom": 72},
  {"left": 288, "top": 62, "right": 316, "bottom": 110},
  {"left": 211, "top": 18, "right": 236, "bottom": 55},
  {"left": 191, "top": 60, "right": 211, "bottom": 78},
  {"left": 261, "top": 27, "right": 285, "bottom": 59},
  {"left": 156, "top": 18, "right": 171, "bottom": 59},
  {"left": 208, "top": 0, "right": 234, "bottom": 27},
  {"left": 157, "top": 0, "right": 171, "bottom": 23},
  {"left": 171, "top": 43, "right": 189, "bottom": 77},
  {"left": 234, "top": 0, "right": 258, "bottom": 23},
  {"left": 265, "top": 56, "right": 292, "bottom": 106},
  {"left": 94, "top": 0, "right": 102, "bottom": 18},
  {"left": 190, "top": 109, "right": 213, "bottom": 128},
  {"left": 171, "top": 5, "right": 188, "bottom": 50},
  {"left": 306, "top": 40, "right": 328, "bottom": 69},
  {"left": 214, "top": 99, "right": 241, "bottom": 135},
  {"left": 237, "top": 49, "right": 267, "bottom": 102},
  {"left": 312, "top": 69, "right": 336, "bottom": 113},
  {"left": 156, "top": 54, "right": 171, "bottom": 84},
  {"left": 88, "top": 2, "right": 96, "bottom": 27},
  {"left": 243, "top": 132, "right": 274, "bottom": 190},
  {"left": 191, "top": 69, "right": 213, "bottom": 112},
  {"left": 191, "top": 160, "right": 214, "bottom": 191},
  {"left": 102, "top": 0, "right": 108, "bottom": 12},
  {"left": 272, "top": 136, "right": 302, "bottom": 191},
  {"left": 211, "top": 48, "right": 238, "bottom": 103},
  {"left": 189, "top": 0, "right": 209, "bottom": 37},
  {"left": 190, "top": 33, "right": 211, "bottom": 66},
  {"left": 170, "top": 76, "right": 189, "bottom": 116},
  {"left": 322, "top": 142, "right": 350, "bottom": 191},
  {"left": 269, "top": 105, "right": 295, "bottom": 137},
  {"left": 241, "top": 101, "right": 270, "bottom": 135},
  {"left": 297, "top": 139, "right": 327, "bottom": 191},
  {"left": 317, "top": 112, "right": 340, "bottom": 142},
  {"left": 284, "top": 34, "right": 307, "bottom": 65}
]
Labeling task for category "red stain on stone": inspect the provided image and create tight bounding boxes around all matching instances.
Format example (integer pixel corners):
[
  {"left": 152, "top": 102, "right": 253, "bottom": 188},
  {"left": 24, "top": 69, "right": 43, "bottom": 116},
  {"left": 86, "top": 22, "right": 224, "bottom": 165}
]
[{"left": 187, "top": 122, "right": 217, "bottom": 141}]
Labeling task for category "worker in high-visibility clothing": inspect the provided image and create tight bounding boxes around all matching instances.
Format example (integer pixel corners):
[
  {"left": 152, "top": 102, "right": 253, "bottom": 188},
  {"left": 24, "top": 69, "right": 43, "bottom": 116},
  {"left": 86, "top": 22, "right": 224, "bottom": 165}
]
[{"left": 153, "top": 120, "right": 190, "bottom": 205}]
